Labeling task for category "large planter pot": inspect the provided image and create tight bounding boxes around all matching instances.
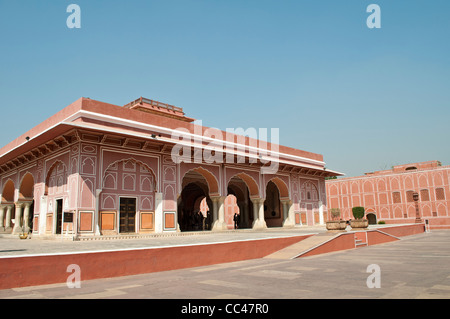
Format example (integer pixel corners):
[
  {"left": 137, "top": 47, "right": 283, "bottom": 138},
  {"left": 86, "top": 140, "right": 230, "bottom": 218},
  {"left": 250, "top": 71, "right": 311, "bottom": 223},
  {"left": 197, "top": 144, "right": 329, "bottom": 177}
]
[
  {"left": 350, "top": 219, "right": 369, "bottom": 229},
  {"left": 326, "top": 220, "right": 348, "bottom": 231}
]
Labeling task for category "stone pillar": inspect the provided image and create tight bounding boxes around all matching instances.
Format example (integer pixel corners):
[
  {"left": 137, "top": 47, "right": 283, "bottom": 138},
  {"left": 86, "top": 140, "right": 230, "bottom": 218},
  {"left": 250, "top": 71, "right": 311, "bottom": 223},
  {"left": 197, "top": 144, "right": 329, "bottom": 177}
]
[
  {"left": 13, "top": 203, "right": 23, "bottom": 234},
  {"left": 281, "top": 199, "right": 294, "bottom": 227},
  {"left": 5, "top": 205, "right": 12, "bottom": 231},
  {"left": 23, "top": 202, "right": 32, "bottom": 233},
  {"left": 0, "top": 206, "right": 5, "bottom": 231},
  {"left": 211, "top": 196, "right": 227, "bottom": 231},
  {"left": 252, "top": 198, "right": 267, "bottom": 230}
]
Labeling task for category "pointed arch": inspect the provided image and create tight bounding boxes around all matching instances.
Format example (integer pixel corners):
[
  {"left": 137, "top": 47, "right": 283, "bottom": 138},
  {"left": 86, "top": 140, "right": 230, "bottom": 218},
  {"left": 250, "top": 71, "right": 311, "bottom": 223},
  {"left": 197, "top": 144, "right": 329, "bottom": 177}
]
[
  {"left": 19, "top": 172, "right": 35, "bottom": 200},
  {"left": 228, "top": 172, "right": 260, "bottom": 198},
  {"left": 267, "top": 177, "right": 289, "bottom": 199},
  {"left": 1, "top": 179, "right": 15, "bottom": 203},
  {"left": 182, "top": 167, "right": 219, "bottom": 196}
]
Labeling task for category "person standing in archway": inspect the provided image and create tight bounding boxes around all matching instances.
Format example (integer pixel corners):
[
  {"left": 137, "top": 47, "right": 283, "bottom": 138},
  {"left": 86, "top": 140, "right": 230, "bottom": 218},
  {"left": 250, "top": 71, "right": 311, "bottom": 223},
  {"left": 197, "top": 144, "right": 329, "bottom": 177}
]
[{"left": 233, "top": 212, "right": 240, "bottom": 229}]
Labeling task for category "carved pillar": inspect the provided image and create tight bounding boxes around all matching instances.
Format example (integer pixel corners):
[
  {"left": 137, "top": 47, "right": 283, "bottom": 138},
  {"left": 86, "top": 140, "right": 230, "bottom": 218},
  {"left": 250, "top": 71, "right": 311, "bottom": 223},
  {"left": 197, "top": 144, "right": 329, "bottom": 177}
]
[
  {"left": 5, "top": 205, "right": 13, "bottom": 231},
  {"left": 281, "top": 199, "right": 294, "bottom": 227},
  {"left": 0, "top": 206, "right": 5, "bottom": 231},
  {"left": 251, "top": 198, "right": 267, "bottom": 230},
  {"left": 211, "top": 196, "right": 227, "bottom": 231},
  {"left": 13, "top": 203, "right": 23, "bottom": 234},
  {"left": 23, "top": 202, "right": 32, "bottom": 233}
]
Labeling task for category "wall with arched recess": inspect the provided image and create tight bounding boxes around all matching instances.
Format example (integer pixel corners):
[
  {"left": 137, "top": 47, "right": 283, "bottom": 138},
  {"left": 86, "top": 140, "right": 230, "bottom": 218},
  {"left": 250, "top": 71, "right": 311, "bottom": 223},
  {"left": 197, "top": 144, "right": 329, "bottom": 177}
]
[
  {"left": 101, "top": 151, "right": 158, "bottom": 189},
  {"left": 100, "top": 157, "right": 157, "bottom": 234}
]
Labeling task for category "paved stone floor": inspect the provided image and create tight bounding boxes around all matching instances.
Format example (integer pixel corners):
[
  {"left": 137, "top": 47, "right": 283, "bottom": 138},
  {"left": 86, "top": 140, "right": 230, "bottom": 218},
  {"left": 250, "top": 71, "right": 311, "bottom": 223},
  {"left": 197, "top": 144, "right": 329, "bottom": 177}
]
[{"left": 1, "top": 229, "right": 449, "bottom": 299}]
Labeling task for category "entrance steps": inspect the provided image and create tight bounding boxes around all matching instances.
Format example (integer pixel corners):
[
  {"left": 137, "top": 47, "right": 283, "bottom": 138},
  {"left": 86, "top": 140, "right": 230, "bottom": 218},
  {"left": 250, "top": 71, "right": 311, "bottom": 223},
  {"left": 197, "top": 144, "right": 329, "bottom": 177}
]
[{"left": 355, "top": 238, "right": 367, "bottom": 248}]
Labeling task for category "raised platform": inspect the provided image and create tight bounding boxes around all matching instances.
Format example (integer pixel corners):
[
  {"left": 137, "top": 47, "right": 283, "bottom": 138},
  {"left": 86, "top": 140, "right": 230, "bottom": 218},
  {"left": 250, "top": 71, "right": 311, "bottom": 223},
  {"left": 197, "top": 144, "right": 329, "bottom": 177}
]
[{"left": 0, "top": 224, "right": 426, "bottom": 290}]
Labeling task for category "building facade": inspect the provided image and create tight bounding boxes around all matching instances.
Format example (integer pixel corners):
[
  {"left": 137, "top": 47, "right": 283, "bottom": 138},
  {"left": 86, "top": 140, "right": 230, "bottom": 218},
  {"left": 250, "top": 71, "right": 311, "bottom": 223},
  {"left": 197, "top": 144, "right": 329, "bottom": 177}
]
[
  {"left": 326, "top": 161, "right": 450, "bottom": 229},
  {"left": 0, "top": 97, "right": 341, "bottom": 238}
]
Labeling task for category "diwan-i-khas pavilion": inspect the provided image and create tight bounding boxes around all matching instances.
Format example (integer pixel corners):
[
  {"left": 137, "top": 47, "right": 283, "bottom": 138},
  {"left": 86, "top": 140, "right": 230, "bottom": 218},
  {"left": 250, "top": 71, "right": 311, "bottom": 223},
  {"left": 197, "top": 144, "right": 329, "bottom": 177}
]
[{"left": 0, "top": 97, "right": 342, "bottom": 238}]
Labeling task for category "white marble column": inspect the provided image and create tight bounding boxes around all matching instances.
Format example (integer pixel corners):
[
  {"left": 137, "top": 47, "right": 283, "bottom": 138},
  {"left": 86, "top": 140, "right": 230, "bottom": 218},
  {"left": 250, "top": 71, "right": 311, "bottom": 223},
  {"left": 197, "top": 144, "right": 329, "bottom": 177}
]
[
  {"left": 23, "top": 202, "right": 32, "bottom": 233},
  {"left": 252, "top": 198, "right": 267, "bottom": 230},
  {"left": 5, "top": 205, "right": 13, "bottom": 231},
  {"left": 13, "top": 203, "right": 23, "bottom": 234},
  {"left": 281, "top": 199, "right": 294, "bottom": 227},
  {"left": 0, "top": 206, "right": 5, "bottom": 231},
  {"left": 211, "top": 196, "right": 227, "bottom": 231}
]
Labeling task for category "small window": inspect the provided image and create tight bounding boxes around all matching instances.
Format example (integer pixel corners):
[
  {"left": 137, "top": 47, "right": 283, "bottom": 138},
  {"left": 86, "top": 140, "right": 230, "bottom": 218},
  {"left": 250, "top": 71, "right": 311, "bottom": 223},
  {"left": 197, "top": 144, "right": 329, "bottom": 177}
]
[
  {"left": 406, "top": 190, "right": 415, "bottom": 202},
  {"left": 307, "top": 192, "right": 311, "bottom": 200},
  {"left": 392, "top": 192, "right": 401, "bottom": 203},
  {"left": 420, "top": 189, "right": 429, "bottom": 201},
  {"left": 436, "top": 188, "right": 445, "bottom": 200},
  {"left": 405, "top": 166, "right": 417, "bottom": 171}
]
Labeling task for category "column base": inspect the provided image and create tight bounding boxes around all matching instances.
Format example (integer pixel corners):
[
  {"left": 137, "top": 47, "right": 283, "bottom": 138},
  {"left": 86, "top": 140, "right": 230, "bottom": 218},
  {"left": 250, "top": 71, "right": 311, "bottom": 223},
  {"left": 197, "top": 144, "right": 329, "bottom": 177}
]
[
  {"left": 252, "top": 219, "right": 267, "bottom": 230},
  {"left": 282, "top": 218, "right": 295, "bottom": 228},
  {"left": 211, "top": 220, "right": 228, "bottom": 231},
  {"left": 12, "top": 225, "right": 23, "bottom": 235}
]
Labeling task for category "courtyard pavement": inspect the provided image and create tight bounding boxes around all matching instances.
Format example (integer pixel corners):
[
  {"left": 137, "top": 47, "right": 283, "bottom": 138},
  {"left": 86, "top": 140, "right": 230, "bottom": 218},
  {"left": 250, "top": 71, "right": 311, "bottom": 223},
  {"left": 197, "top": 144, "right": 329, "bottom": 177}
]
[{"left": 0, "top": 227, "right": 449, "bottom": 300}]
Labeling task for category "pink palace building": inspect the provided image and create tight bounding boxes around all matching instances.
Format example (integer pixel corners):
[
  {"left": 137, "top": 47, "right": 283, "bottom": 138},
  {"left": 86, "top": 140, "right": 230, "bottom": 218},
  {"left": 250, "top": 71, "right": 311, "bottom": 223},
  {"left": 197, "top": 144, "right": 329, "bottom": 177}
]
[
  {"left": 0, "top": 97, "right": 342, "bottom": 238},
  {"left": 326, "top": 161, "right": 450, "bottom": 229}
]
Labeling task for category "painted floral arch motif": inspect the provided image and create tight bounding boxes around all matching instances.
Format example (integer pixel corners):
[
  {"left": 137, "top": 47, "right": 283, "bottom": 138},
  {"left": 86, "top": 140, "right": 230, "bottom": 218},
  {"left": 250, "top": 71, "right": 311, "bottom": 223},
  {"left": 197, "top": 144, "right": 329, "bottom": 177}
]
[
  {"left": 300, "top": 180, "right": 319, "bottom": 202},
  {"left": 45, "top": 160, "right": 68, "bottom": 195},
  {"left": 102, "top": 158, "right": 157, "bottom": 192}
]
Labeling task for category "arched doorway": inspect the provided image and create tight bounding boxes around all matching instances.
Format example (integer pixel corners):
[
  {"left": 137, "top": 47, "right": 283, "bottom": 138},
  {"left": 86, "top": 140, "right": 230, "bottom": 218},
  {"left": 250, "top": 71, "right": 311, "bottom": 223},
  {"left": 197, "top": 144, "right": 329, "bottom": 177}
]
[
  {"left": 178, "top": 170, "right": 213, "bottom": 232},
  {"left": 367, "top": 212, "right": 377, "bottom": 225},
  {"left": 264, "top": 180, "right": 282, "bottom": 227},
  {"left": 19, "top": 172, "right": 35, "bottom": 233},
  {"left": 45, "top": 161, "right": 68, "bottom": 234},
  {"left": 1, "top": 179, "right": 16, "bottom": 233},
  {"left": 227, "top": 174, "right": 256, "bottom": 229},
  {"left": 101, "top": 158, "right": 157, "bottom": 234}
]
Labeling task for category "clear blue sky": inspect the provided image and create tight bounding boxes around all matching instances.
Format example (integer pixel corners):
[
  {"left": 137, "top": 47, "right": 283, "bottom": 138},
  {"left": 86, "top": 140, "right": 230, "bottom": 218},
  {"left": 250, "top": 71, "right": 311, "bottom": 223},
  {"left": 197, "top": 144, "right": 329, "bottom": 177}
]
[{"left": 1, "top": 0, "right": 449, "bottom": 177}]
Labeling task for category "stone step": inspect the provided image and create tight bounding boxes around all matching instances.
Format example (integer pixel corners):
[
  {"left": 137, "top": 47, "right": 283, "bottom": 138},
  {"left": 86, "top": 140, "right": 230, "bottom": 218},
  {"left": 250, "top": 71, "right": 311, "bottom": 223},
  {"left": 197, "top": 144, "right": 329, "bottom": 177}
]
[{"left": 355, "top": 239, "right": 367, "bottom": 247}]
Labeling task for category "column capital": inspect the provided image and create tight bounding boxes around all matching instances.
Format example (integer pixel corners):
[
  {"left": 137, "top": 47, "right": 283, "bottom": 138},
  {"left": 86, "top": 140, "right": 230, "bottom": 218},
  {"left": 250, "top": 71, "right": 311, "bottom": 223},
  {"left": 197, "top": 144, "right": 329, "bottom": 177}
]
[
  {"left": 210, "top": 195, "right": 226, "bottom": 202},
  {"left": 23, "top": 202, "right": 32, "bottom": 209},
  {"left": 250, "top": 197, "right": 264, "bottom": 205}
]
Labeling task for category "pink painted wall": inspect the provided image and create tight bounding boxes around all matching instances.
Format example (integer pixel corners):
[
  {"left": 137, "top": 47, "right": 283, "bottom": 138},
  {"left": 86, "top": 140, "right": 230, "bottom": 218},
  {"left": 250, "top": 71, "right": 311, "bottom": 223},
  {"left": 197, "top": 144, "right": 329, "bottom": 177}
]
[{"left": 327, "top": 162, "right": 450, "bottom": 229}]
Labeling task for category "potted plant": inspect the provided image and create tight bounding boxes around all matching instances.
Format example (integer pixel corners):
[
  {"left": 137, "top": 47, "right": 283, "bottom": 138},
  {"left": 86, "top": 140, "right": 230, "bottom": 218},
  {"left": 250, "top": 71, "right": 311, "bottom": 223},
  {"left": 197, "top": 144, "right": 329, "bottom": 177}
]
[
  {"left": 19, "top": 226, "right": 28, "bottom": 239},
  {"left": 350, "top": 206, "right": 369, "bottom": 229},
  {"left": 326, "top": 208, "right": 347, "bottom": 231}
]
